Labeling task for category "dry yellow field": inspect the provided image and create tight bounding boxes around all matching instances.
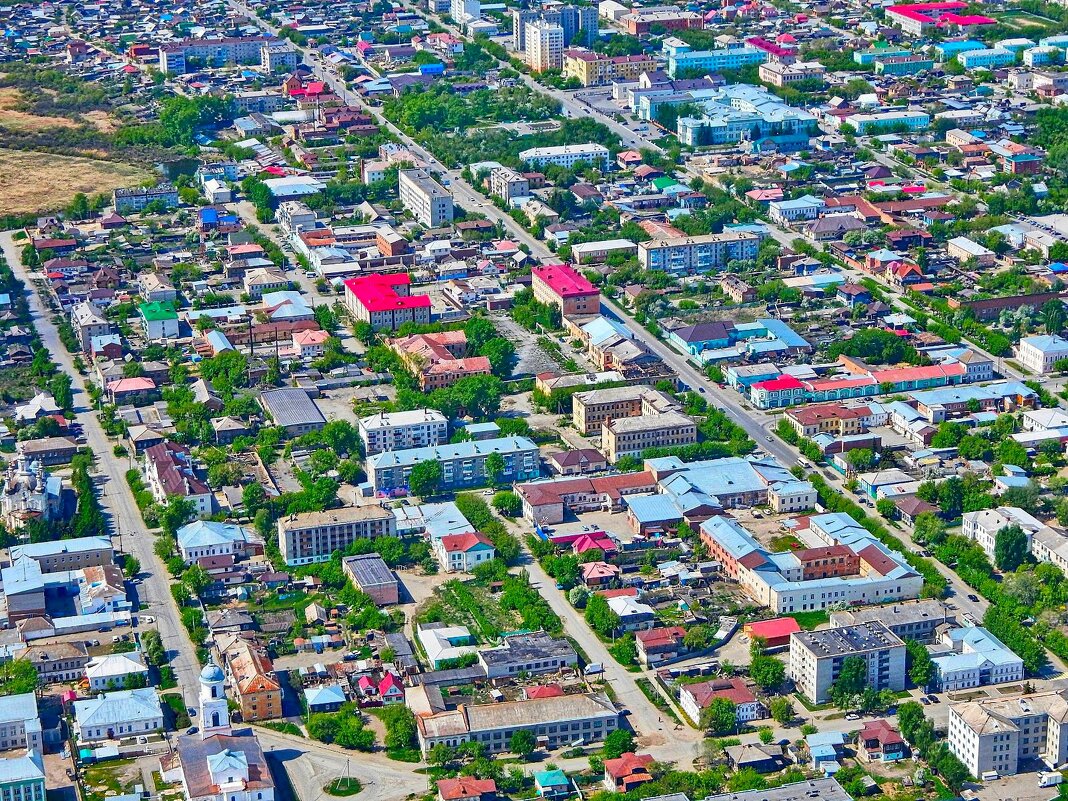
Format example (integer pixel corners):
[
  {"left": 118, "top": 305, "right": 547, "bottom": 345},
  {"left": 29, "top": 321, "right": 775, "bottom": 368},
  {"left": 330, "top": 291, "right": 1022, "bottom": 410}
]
[
  {"left": 0, "top": 87, "right": 119, "bottom": 133},
  {"left": 0, "top": 147, "right": 153, "bottom": 214}
]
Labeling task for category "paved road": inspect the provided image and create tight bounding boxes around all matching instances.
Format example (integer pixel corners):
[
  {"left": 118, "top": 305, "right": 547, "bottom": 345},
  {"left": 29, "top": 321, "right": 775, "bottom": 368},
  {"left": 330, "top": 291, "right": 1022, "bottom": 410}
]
[{"left": 0, "top": 230, "right": 203, "bottom": 709}]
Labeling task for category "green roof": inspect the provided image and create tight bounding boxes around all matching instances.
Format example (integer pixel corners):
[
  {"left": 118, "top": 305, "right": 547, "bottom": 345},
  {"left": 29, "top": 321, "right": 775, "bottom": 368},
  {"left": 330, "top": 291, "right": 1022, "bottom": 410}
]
[
  {"left": 140, "top": 301, "right": 178, "bottom": 321},
  {"left": 652, "top": 176, "right": 680, "bottom": 190}
]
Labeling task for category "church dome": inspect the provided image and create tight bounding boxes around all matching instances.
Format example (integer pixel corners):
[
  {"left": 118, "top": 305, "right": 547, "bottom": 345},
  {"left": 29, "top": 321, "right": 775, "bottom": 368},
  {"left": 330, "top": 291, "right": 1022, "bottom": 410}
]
[{"left": 200, "top": 662, "right": 225, "bottom": 684}]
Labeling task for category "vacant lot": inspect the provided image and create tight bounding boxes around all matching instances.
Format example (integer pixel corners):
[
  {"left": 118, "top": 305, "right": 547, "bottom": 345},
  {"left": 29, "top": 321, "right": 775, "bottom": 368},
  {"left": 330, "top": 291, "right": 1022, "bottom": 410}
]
[
  {"left": 0, "top": 87, "right": 118, "bottom": 133},
  {"left": 0, "top": 148, "right": 152, "bottom": 214},
  {"left": 1001, "top": 11, "right": 1059, "bottom": 32}
]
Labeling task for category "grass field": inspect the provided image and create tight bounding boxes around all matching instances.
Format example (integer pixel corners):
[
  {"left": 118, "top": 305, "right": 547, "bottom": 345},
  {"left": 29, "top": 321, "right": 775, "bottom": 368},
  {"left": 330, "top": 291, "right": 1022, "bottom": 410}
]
[
  {"left": 0, "top": 147, "right": 152, "bottom": 214},
  {"left": 1001, "top": 10, "right": 1061, "bottom": 32},
  {"left": 0, "top": 87, "right": 119, "bottom": 133}
]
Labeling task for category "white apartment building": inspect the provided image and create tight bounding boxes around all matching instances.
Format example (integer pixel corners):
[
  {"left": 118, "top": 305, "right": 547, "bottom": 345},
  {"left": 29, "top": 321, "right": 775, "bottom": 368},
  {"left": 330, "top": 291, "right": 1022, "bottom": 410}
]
[
  {"left": 961, "top": 506, "right": 1045, "bottom": 562},
  {"left": 932, "top": 627, "right": 1025, "bottom": 692},
  {"left": 1016, "top": 334, "right": 1068, "bottom": 374},
  {"left": 525, "top": 20, "right": 564, "bottom": 72},
  {"left": 518, "top": 143, "right": 611, "bottom": 170},
  {"left": 788, "top": 622, "right": 906, "bottom": 704},
  {"left": 489, "top": 167, "right": 530, "bottom": 202},
  {"left": 450, "top": 0, "right": 480, "bottom": 23},
  {"left": 398, "top": 169, "right": 454, "bottom": 228},
  {"left": 638, "top": 232, "right": 761, "bottom": 274},
  {"left": 948, "top": 690, "right": 1068, "bottom": 778},
  {"left": 276, "top": 201, "right": 317, "bottom": 235},
  {"left": 278, "top": 505, "right": 398, "bottom": 565},
  {"left": 358, "top": 409, "right": 449, "bottom": 456},
  {"left": 0, "top": 694, "right": 42, "bottom": 752}
]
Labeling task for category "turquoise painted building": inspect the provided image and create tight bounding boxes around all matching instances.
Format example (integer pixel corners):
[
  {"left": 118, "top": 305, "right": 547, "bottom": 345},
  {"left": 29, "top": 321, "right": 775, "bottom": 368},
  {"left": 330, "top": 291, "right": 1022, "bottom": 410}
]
[
  {"left": 958, "top": 47, "right": 1015, "bottom": 69},
  {"left": 935, "top": 39, "right": 986, "bottom": 59},
  {"left": 0, "top": 751, "right": 44, "bottom": 801},
  {"left": 854, "top": 45, "right": 910, "bottom": 65},
  {"left": 875, "top": 55, "right": 934, "bottom": 75}
]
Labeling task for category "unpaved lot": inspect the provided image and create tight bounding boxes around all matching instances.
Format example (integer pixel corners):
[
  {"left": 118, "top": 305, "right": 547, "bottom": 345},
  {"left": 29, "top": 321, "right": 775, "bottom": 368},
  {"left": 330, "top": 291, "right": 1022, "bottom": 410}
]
[{"left": 0, "top": 148, "right": 153, "bottom": 214}]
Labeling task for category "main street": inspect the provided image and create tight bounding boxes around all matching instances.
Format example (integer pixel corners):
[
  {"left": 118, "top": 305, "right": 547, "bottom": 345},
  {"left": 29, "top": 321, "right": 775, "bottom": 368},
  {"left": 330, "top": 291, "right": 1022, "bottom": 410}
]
[{"left": 0, "top": 231, "right": 204, "bottom": 710}]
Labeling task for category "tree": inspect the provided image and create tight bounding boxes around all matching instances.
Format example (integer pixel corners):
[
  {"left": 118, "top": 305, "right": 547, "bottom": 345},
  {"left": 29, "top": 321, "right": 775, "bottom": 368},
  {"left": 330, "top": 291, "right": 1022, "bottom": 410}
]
[
  {"left": 905, "top": 638, "right": 934, "bottom": 689},
  {"left": 876, "top": 498, "right": 896, "bottom": 519},
  {"left": 701, "top": 697, "right": 738, "bottom": 735},
  {"left": 769, "top": 697, "right": 794, "bottom": 726},
  {"left": 846, "top": 448, "right": 875, "bottom": 471},
  {"left": 994, "top": 524, "right": 1029, "bottom": 571},
  {"left": 584, "top": 593, "right": 620, "bottom": 637},
  {"left": 829, "top": 656, "right": 868, "bottom": 709},
  {"left": 485, "top": 452, "right": 505, "bottom": 487},
  {"left": 750, "top": 655, "right": 786, "bottom": 690},
  {"left": 1043, "top": 298, "right": 1066, "bottom": 336},
  {"left": 182, "top": 563, "right": 212, "bottom": 597},
  {"left": 509, "top": 729, "right": 536, "bottom": 758},
  {"left": 492, "top": 491, "right": 521, "bottom": 517},
  {"left": 160, "top": 497, "right": 196, "bottom": 537},
  {"left": 408, "top": 460, "right": 442, "bottom": 497},
  {"left": 758, "top": 727, "right": 775, "bottom": 744},
  {"left": 47, "top": 373, "right": 73, "bottom": 411},
  {"left": 683, "top": 625, "right": 712, "bottom": 651},
  {"left": 603, "top": 728, "right": 636, "bottom": 760},
  {"left": 912, "top": 511, "right": 946, "bottom": 546},
  {"left": 125, "top": 556, "right": 141, "bottom": 577},
  {"left": 609, "top": 633, "right": 637, "bottom": 665},
  {"left": 0, "top": 660, "right": 37, "bottom": 696},
  {"left": 427, "top": 742, "right": 456, "bottom": 766}
]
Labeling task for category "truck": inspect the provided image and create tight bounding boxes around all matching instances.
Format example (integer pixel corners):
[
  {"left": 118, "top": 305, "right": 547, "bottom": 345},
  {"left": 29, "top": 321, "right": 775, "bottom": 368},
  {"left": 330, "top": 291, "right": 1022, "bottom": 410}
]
[{"left": 1039, "top": 772, "right": 1063, "bottom": 787}]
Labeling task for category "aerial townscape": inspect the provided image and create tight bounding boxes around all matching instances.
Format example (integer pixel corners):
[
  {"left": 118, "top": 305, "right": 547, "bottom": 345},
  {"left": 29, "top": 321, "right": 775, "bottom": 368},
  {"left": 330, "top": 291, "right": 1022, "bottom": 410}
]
[{"left": 12, "top": 1, "right": 1068, "bottom": 801}]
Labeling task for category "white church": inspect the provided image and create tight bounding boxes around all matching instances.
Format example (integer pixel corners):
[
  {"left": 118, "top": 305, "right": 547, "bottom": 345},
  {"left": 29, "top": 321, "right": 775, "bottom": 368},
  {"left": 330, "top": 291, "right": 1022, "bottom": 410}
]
[{"left": 160, "top": 661, "right": 277, "bottom": 801}]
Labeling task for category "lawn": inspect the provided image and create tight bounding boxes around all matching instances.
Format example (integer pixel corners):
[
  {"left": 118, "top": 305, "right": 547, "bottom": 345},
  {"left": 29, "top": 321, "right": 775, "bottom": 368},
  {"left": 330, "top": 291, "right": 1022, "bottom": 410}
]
[
  {"left": 783, "top": 610, "right": 829, "bottom": 630},
  {"left": 769, "top": 534, "right": 805, "bottom": 552},
  {"left": 323, "top": 778, "right": 363, "bottom": 797},
  {"left": 162, "top": 693, "right": 191, "bottom": 730},
  {"left": 1000, "top": 11, "right": 1060, "bottom": 32},
  {"left": 0, "top": 147, "right": 152, "bottom": 215},
  {"left": 81, "top": 759, "right": 141, "bottom": 801}
]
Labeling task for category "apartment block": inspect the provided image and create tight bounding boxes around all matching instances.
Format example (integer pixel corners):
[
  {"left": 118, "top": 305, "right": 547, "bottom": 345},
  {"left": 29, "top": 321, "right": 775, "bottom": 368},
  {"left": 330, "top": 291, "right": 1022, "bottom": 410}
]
[
  {"left": 788, "top": 622, "right": 906, "bottom": 704},
  {"left": 278, "top": 505, "right": 398, "bottom": 566},
  {"left": 638, "top": 232, "right": 761, "bottom": 275},
  {"left": 758, "top": 60, "right": 825, "bottom": 86},
  {"left": 563, "top": 49, "right": 658, "bottom": 86},
  {"left": 948, "top": 690, "right": 1068, "bottom": 778},
  {"left": 573, "top": 386, "right": 680, "bottom": 434},
  {"left": 344, "top": 273, "right": 431, "bottom": 331},
  {"left": 159, "top": 36, "right": 272, "bottom": 73},
  {"left": 525, "top": 20, "right": 564, "bottom": 72},
  {"left": 488, "top": 167, "right": 530, "bottom": 202},
  {"left": 518, "top": 143, "right": 611, "bottom": 170},
  {"left": 358, "top": 409, "right": 449, "bottom": 456},
  {"left": 532, "top": 263, "right": 601, "bottom": 317},
  {"left": 366, "top": 437, "right": 541, "bottom": 494},
  {"left": 829, "top": 600, "right": 950, "bottom": 643},
  {"left": 602, "top": 412, "right": 697, "bottom": 463},
  {"left": 962, "top": 506, "right": 1045, "bottom": 562},
  {"left": 399, "top": 168, "right": 453, "bottom": 228}
]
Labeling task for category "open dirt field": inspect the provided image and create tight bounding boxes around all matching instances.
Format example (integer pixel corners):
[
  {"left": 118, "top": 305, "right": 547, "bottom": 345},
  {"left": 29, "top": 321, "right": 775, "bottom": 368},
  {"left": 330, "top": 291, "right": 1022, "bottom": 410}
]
[{"left": 0, "top": 147, "right": 153, "bottom": 214}]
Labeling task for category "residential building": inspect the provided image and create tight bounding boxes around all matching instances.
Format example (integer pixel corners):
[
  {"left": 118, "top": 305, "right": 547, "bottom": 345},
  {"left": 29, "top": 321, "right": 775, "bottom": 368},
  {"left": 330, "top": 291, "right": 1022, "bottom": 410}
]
[
  {"left": 769, "top": 195, "right": 826, "bottom": 225},
  {"left": 959, "top": 47, "right": 1015, "bottom": 68},
  {"left": 19, "top": 642, "right": 89, "bottom": 683},
  {"left": 525, "top": 20, "right": 564, "bottom": 71},
  {"left": 0, "top": 695, "right": 41, "bottom": 752},
  {"left": 488, "top": 168, "right": 529, "bottom": 202},
  {"left": 0, "top": 751, "right": 45, "bottom": 801},
  {"left": 636, "top": 626, "right": 689, "bottom": 666},
  {"left": 143, "top": 441, "right": 212, "bottom": 517},
  {"left": 221, "top": 637, "right": 282, "bottom": 722},
  {"left": 931, "top": 627, "right": 1025, "bottom": 692},
  {"left": 947, "top": 689, "right": 1068, "bottom": 777},
  {"left": 563, "top": 50, "right": 657, "bottom": 86},
  {"left": 437, "top": 778, "right": 497, "bottom": 801},
  {"left": 113, "top": 184, "right": 178, "bottom": 213},
  {"left": 874, "top": 54, "right": 934, "bottom": 74},
  {"left": 389, "top": 331, "right": 491, "bottom": 390},
  {"left": 261, "top": 40, "right": 298, "bottom": 72},
  {"left": 622, "top": 8, "right": 701, "bottom": 34},
  {"left": 829, "top": 600, "right": 949, "bottom": 643},
  {"left": 785, "top": 405, "right": 871, "bottom": 438},
  {"left": 258, "top": 388, "right": 327, "bottom": 437},
  {"left": 279, "top": 505, "right": 398, "bottom": 565},
  {"left": 638, "top": 232, "right": 761, "bottom": 274},
  {"left": 399, "top": 169, "right": 453, "bottom": 228},
  {"left": 367, "top": 436, "right": 540, "bottom": 494},
  {"left": 531, "top": 263, "right": 601, "bottom": 316},
  {"left": 358, "top": 409, "right": 449, "bottom": 456},
  {"left": 788, "top": 622, "right": 906, "bottom": 704},
  {"left": 517, "top": 471, "right": 658, "bottom": 524},
  {"left": 701, "top": 780, "right": 851, "bottom": 801},
  {"left": 859, "top": 720, "right": 908, "bottom": 762},
  {"left": 85, "top": 651, "right": 150, "bottom": 691},
  {"left": 836, "top": 110, "right": 930, "bottom": 134},
  {"left": 451, "top": 0, "right": 479, "bottom": 24},
  {"left": 176, "top": 521, "right": 260, "bottom": 564},
  {"left": 70, "top": 302, "right": 110, "bottom": 352},
  {"left": 573, "top": 386, "right": 680, "bottom": 435},
  {"left": 415, "top": 692, "right": 618, "bottom": 754},
  {"left": 602, "top": 412, "right": 697, "bottom": 463},
  {"left": 962, "top": 506, "right": 1045, "bottom": 562},
  {"left": 478, "top": 631, "right": 578, "bottom": 679},
  {"left": 758, "top": 60, "right": 825, "bottom": 86},
  {"left": 518, "top": 144, "right": 611, "bottom": 170},
  {"left": 434, "top": 532, "right": 496, "bottom": 573},
  {"left": 666, "top": 45, "right": 766, "bottom": 77},
  {"left": 344, "top": 273, "right": 431, "bottom": 331},
  {"left": 342, "top": 553, "right": 399, "bottom": 605},
  {"left": 158, "top": 36, "right": 273, "bottom": 73},
  {"left": 603, "top": 753, "right": 654, "bottom": 792},
  {"left": 1016, "top": 334, "right": 1068, "bottom": 374},
  {"left": 679, "top": 677, "right": 767, "bottom": 726},
  {"left": 73, "top": 688, "right": 164, "bottom": 742},
  {"left": 947, "top": 236, "right": 996, "bottom": 266}
]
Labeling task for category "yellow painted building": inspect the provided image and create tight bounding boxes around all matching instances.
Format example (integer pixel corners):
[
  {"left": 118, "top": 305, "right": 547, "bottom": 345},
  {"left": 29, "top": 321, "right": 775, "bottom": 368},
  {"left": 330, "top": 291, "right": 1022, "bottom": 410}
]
[{"left": 563, "top": 49, "right": 658, "bottom": 87}]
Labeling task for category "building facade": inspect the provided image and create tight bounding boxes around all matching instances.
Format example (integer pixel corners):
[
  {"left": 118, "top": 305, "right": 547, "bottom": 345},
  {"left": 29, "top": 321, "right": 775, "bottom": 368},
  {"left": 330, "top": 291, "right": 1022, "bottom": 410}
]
[
  {"left": 278, "top": 505, "right": 398, "bottom": 565},
  {"left": 399, "top": 169, "right": 454, "bottom": 228},
  {"left": 788, "top": 623, "right": 906, "bottom": 704}
]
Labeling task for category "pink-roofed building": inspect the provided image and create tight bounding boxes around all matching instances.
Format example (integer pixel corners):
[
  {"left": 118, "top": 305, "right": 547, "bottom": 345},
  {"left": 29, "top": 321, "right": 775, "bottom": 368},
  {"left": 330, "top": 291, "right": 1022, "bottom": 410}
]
[
  {"left": 344, "top": 273, "right": 431, "bottom": 331},
  {"left": 379, "top": 672, "right": 404, "bottom": 704},
  {"left": 357, "top": 675, "right": 376, "bottom": 697},
  {"left": 885, "top": 1, "right": 993, "bottom": 34},
  {"left": 437, "top": 778, "right": 496, "bottom": 801},
  {"left": 679, "top": 677, "right": 766, "bottom": 726},
  {"left": 106, "top": 376, "right": 157, "bottom": 404},
  {"left": 572, "top": 533, "right": 617, "bottom": 558},
  {"left": 636, "top": 626, "right": 688, "bottom": 666},
  {"left": 532, "top": 264, "right": 600, "bottom": 317},
  {"left": 293, "top": 329, "right": 330, "bottom": 359},
  {"left": 580, "top": 561, "right": 621, "bottom": 588}
]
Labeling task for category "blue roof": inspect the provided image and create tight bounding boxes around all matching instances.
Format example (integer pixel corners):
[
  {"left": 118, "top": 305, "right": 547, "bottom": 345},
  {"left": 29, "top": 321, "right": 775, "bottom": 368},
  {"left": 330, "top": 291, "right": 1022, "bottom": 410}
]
[
  {"left": 625, "top": 494, "right": 683, "bottom": 524},
  {"left": 305, "top": 683, "right": 347, "bottom": 707},
  {"left": 199, "top": 208, "right": 219, "bottom": 223},
  {"left": 535, "top": 770, "right": 568, "bottom": 786},
  {"left": 367, "top": 436, "right": 537, "bottom": 470},
  {"left": 205, "top": 330, "right": 233, "bottom": 352}
]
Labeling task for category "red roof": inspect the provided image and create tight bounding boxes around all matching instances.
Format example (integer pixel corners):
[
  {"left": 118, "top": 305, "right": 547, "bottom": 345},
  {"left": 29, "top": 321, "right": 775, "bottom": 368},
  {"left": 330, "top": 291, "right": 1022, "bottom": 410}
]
[
  {"left": 744, "top": 617, "right": 801, "bottom": 640},
  {"left": 437, "top": 778, "right": 497, "bottom": 801},
  {"left": 681, "top": 677, "right": 757, "bottom": 708},
  {"left": 532, "top": 263, "right": 599, "bottom": 299},
  {"left": 525, "top": 684, "right": 564, "bottom": 699},
  {"left": 636, "top": 626, "right": 686, "bottom": 647},
  {"left": 861, "top": 719, "right": 905, "bottom": 747},
  {"left": 439, "top": 531, "right": 493, "bottom": 553},
  {"left": 344, "top": 273, "right": 430, "bottom": 313},
  {"left": 379, "top": 672, "right": 403, "bottom": 695},
  {"left": 857, "top": 543, "right": 899, "bottom": 576},
  {"left": 753, "top": 375, "right": 804, "bottom": 392},
  {"left": 604, "top": 753, "right": 655, "bottom": 780}
]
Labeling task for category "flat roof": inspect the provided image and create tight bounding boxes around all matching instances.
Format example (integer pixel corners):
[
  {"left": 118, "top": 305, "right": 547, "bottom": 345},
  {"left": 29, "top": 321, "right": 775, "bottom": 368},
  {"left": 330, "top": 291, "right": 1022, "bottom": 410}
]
[
  {"left": 260, "top": 388, "right": 326, "bottom": 428},
  {"left": 342, "top": 553, "right": 397, "bottom": 589},
  {"left": 792, "top": 621, "right": 904, "bottom": 658}
]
